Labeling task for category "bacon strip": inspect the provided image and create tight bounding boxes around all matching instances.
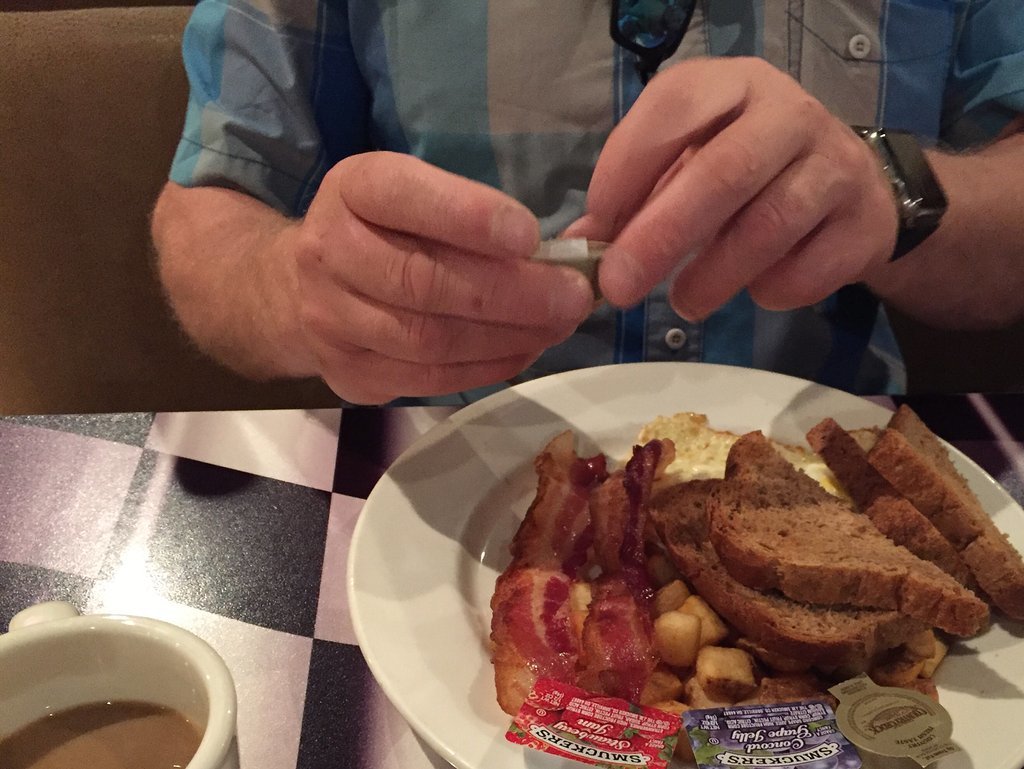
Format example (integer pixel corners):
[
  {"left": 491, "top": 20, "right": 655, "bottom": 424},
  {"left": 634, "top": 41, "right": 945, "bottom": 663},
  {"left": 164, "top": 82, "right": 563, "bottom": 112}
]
[
  {"left": 620, "top": 438, "right": 672, "bottom": 595},
  {"left": 577, "top": 574, "right": 657, "bottom": 702},
  {"left": 491, "top": 567, "right": 577, "bottom": 715},
  {"left": 491, "top": 435, "right": 674, "bottom": 714},
  {"left": 490, "top": 431, "right": 608, "bottom": 715},
  {"left": 509, "top": 430, "right": 607, "bottom": 576},
  {"left": 578, "top": 440, "right": 673, "bottom": 702}
]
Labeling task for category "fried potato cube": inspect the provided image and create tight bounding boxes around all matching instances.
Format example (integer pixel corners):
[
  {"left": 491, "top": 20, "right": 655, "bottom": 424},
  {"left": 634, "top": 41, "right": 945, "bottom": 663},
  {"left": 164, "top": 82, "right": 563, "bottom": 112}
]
[
  {"left": 649, "top": 699, "right": 689, "bottom": 716},
  {"left": 695, "top": 646, "right": 758, "bottom": 702},
  {"left": 654, "top": 610, "right": 702, "bottom": 668},
  {"left": 642, "top": 668, "right": 686, "bottom": 705},
  {"left": 903, "top": 629, "right": 937, "bottom": 661},
  {"left": 870, "top": 655, "right": 925, "bottom": 687},
  {"left": 685, "top": 675, "right": 735, "bottom": 709},
  {"left": 678, "top": 596, "right": 729, "bottom": 647},
  {"left": 646, "top": 552, "right": 680, "bottom": 587},
  {"left": 920, "top": 636, "right": 949, "bottom": 678},
  {"left": 654, "top": 579, "right": 691, "bottom": 616}
]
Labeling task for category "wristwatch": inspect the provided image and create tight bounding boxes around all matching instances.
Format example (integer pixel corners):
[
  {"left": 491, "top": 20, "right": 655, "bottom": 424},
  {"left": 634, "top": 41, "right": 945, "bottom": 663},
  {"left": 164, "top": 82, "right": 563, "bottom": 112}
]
[{"left": 854, "top": 127, "right": 948, "bottom": 261}]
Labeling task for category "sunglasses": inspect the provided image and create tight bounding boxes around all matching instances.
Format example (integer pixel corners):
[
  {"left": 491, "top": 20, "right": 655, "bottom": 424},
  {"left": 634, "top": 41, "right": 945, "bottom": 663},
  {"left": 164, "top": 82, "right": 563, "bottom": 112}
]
[{"left": 610, "top": 0, "right": 697, "bottom": 84}]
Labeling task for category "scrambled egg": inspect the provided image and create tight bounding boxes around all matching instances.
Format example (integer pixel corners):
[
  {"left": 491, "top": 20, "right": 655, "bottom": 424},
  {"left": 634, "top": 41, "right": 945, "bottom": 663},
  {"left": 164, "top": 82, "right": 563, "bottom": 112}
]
[{"left": 637, "top": 412, "right": 847, "bottom": 499}]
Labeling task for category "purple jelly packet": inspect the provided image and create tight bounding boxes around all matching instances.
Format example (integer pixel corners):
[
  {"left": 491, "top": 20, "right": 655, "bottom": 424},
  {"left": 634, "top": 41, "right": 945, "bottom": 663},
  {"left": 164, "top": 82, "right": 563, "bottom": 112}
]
[{"left": 682, "top": 700, "right": 862, "bottom": 769}]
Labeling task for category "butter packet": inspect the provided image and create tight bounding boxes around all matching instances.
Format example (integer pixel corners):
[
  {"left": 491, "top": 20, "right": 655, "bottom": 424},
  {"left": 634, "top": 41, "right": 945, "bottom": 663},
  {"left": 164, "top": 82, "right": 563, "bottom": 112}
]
[
  {"left": 830, "top": 674, "right": 961, "bottom": 768},
  {"left": 682, "top": 699, "right": 861, "bottom": 769},
  {"left": 531, "top": 239, "right": 606, "bottom": 301}
]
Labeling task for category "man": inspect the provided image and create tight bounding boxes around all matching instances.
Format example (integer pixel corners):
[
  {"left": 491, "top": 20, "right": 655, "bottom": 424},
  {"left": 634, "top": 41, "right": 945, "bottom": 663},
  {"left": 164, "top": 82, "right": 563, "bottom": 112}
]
[{"left": 152, "top": 0, "right": 1024, "bottom": 404}]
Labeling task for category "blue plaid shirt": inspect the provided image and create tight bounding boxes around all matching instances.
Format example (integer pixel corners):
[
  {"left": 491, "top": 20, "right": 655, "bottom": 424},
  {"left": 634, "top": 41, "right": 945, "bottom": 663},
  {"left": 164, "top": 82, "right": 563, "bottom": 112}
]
[{"left": 170, "top": 0, "right": 1024, "bottom": 400}]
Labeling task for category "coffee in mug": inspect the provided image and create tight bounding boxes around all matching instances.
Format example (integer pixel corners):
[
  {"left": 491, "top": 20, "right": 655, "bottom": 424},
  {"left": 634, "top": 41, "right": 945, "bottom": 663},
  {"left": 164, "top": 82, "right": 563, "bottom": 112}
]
[
  {"left": 0, "top": 602, "right": 238, "bottom": 769},
  {"left": 0, "top": 700, "right": 201, "bottom": 769}
]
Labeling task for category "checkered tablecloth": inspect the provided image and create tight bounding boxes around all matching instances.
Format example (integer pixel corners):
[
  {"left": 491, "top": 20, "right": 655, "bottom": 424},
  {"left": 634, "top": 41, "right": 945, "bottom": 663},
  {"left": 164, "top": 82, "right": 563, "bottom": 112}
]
[{"left": 1, "top": 395, "right": 1022, "bottom": 769}]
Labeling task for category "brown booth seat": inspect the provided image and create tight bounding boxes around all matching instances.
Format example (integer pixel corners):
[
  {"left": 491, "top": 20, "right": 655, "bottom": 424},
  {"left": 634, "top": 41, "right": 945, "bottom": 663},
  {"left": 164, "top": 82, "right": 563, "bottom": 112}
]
[
  {"left": 1, "top": 6, "right": 338, "bottom": 414},
  {"left": 1, "top": 6, "right": 1022, "bottom": 416}
]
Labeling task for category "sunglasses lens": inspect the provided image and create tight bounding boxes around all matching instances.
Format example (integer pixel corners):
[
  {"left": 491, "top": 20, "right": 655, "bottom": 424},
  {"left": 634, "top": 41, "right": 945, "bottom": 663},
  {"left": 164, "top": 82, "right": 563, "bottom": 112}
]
[{"left": 615, "top": 0, "right": 689, "bottom": 49}]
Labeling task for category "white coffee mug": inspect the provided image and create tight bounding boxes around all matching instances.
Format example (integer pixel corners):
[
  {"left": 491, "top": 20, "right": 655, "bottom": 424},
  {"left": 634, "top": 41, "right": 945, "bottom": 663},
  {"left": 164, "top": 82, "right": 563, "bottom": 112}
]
[{"left": 0, "top": 601, "right": 239, "bottom": 769}]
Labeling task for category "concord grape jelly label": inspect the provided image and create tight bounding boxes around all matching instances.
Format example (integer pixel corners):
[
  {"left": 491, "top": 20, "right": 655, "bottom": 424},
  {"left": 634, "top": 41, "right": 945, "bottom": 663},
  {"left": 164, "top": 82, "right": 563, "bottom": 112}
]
[{"left": 683, "top": 700, "right": 862, "bottom": 769}]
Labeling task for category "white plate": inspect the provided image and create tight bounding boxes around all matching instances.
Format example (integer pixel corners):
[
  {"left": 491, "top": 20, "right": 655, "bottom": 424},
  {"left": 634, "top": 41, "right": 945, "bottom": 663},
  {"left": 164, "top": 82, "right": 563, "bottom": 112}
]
[{"left": 347, "top": 362, "right": 1024, "bottom": 769}]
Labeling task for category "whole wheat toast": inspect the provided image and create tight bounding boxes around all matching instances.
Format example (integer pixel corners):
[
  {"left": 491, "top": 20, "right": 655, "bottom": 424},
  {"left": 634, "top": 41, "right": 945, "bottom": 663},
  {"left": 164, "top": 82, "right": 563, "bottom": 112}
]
[
  {"left": 806, "top": 418, "right": 896, "bottom": 510},
  {"left": 864, "top": 497, "right": 973, "bottom": 586},
  {"left": 868, "top": 405, "right": 1024, "bottom": 620},
  {"left": 708, "top": 432, "right": 988, "bottom": 636},
  {"left": 649, "top": 479, "right": 926, "bottom": 668},
  {"left": 807, "top": 417, "right": 972, "bottom": 585}
]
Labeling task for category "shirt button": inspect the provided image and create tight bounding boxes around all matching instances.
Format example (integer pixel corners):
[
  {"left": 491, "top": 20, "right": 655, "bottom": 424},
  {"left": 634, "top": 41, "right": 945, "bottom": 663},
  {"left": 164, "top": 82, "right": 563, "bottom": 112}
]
[
  {"left": 847, "top": 33, "right": 872, "bottom": 59},
  {"left": 664, "top": 327, "right": 687, "bottom": 351}
]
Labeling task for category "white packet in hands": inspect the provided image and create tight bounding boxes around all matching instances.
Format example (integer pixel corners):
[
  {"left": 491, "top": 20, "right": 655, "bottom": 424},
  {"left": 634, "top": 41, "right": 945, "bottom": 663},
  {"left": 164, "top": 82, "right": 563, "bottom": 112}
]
[{"left": 531, "top": 238, "right": 608, "bottom": 302}]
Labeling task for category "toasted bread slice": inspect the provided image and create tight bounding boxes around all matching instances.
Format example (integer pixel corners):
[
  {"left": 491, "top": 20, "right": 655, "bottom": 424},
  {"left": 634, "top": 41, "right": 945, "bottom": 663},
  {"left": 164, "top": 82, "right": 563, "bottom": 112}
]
[
  {"left": 868, "top": 405, "right": 1024, "bottom": 620},
  {"left": 806, "top": 418, "right": 896, "bottom": 510},
  {"left": 708, "top": 432, "right": 988, "bottom": 636},
  {"left": 807, "top": 418, "right": 972, "bottom": 585},
  {"left": 650, "top": 479, "right": 926, "bottom": 669},
  {"left": 864, "top": 497, "right": 973, "bottom": 586}
]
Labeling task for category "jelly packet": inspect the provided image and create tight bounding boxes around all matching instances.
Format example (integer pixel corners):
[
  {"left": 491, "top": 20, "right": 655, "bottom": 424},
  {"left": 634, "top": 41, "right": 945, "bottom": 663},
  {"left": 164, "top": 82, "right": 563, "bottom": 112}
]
[
  {"left": 829, "top": 674, "right": 961, "bottom": 768},
  {"left": 506, "top": 678, "right": 682, "bottom": 769},
  {"left": 682, "top": 700, "right": 861, "bottom": 769}
]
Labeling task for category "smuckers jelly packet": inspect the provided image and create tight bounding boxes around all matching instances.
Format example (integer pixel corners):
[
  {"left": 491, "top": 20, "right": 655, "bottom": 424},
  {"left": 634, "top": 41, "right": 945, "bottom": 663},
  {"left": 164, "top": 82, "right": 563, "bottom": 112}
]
[
  {"left": 506, "top": 678, "right": 682, "bottom": 769},
  {"left": 682, "top": 700, "right": 863, "bottom": 769}
]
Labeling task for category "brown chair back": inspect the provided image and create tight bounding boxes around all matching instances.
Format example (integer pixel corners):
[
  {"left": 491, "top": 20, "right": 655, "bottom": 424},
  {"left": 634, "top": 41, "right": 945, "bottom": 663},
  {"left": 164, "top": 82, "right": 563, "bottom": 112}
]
[{"left": 1, "top": 7, "right": 337, "bottom": 414}]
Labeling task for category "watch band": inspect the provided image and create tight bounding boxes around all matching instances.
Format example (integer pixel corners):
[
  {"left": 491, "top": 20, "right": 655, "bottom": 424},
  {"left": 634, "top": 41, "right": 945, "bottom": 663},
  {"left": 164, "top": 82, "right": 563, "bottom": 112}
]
[{"left": 854, "top": 127, "right": 948, "bottom": 261}]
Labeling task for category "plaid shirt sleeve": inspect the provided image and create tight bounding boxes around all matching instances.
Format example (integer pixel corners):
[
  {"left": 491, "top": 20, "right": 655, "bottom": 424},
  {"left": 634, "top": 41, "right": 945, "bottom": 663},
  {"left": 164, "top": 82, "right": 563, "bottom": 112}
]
[
  {"left": 943, "top": 0, "right": 1024, "bottom": 145},
  {"left": 169, "top": 0, "right": 371, "bottom": 216}
]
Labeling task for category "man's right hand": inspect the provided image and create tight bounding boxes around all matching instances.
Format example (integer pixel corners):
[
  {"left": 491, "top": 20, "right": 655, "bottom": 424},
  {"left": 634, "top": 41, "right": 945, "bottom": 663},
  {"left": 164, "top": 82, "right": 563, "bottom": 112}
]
[{"left": 286, "top": 152, "right": 594, "bottom": 403}]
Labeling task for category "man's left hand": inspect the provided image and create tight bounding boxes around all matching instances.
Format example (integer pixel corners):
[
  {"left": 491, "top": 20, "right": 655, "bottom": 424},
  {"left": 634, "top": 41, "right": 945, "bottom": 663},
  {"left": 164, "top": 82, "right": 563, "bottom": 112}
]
[{"left": 568, "top": 57, "right": 899, "bottom": 318}]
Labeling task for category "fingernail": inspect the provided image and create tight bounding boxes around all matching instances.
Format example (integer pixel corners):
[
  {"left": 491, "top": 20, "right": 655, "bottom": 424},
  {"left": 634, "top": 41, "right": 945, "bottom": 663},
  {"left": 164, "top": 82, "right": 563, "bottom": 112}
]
[
  {"left": 674, "top": 305, "right": 701, "bottom": 323},
  {"left": 492, "top": 204, "right": 539, "bottom": 256},
  {"left": 668, "top": 289, "right": 700, "bottom": 322},
  {"left": 599, "top": 246, "right": 645, "bottom": 307},
  {"left": 668, "top": 279, "right": 712, "bottom": 322}
]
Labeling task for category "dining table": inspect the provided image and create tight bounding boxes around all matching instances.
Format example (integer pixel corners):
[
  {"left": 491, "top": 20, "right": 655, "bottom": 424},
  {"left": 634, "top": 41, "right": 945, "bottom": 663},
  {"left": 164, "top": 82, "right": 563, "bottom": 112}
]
[{"left": 1, "top": 389, "right": 1022, "bottom": 769}]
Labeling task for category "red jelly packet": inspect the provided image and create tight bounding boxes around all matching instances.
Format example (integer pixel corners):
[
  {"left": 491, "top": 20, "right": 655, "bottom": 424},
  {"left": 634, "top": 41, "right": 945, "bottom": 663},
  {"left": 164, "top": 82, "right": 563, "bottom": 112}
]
[{"left": 506, "top": 678, "right": 682, "bottom": 769}]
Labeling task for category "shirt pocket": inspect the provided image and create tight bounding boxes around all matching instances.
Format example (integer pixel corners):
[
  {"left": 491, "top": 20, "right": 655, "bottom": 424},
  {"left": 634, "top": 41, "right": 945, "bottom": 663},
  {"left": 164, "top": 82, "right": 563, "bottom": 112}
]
[{"left": 777, "top": 0, "right": 958, "bottom": 136}]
